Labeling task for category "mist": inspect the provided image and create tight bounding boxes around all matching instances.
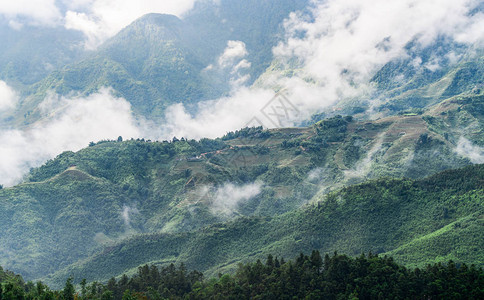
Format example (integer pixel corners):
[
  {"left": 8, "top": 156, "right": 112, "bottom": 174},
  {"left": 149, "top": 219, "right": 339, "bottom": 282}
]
[
  {"left": 0, "top": 81, "right": 17, "bottom": 111},
  {"left": 211, "top": 182, "right": 262, "bottom": 216},
  {"left": 0, "top": 89, "right": 142, "bottom": 187},
  {"left": 157, "top": 0, "right": 484, "bottom": 139},
  {"left": 344, "top": 134, "right": 384, "bottom": 180},
  {"left": 455, "top": 137, "right": 484, "bottom": 164},
  {"left": 121, "top": 205, "right": 139, "bottom": 229},
  {"left": 192, "top": 182, "right": 263, "bottom": 217}
]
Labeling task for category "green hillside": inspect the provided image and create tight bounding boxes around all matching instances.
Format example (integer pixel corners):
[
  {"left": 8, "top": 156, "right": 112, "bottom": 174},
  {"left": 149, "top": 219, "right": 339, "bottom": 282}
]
[
  {"left": 1, "top": 95, "right": 482, "bottom": 285},
  {"left": 18, "top": 14, "right": 217, "bottom": 124},
  {"left": 373, "top": 51, "right": 484, "bottom": 115},
  {"left": 42, "top": 164, "right": 483, "bottom": 288}
]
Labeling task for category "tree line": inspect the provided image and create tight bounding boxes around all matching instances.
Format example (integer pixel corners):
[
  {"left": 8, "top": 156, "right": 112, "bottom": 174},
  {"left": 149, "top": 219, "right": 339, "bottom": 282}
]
[{"left": 1, "top": 251, "right": 483, "bottom": 299}]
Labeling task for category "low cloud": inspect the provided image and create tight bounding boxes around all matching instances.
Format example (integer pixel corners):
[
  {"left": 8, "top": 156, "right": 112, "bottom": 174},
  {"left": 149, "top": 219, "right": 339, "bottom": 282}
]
[
  {"left": 344, "top": 134, "right": 384, "bottom": 180},
  {"left": 307, "top": 168, "right": 324, "bottom": 183},
  {"left": 205, "top": 40, "right": 252, "bottom": 88},
  {"left": 218, "top": 40, "right": 249, "bottom": 68},
  {"left": 0, "top": 88, "right": 142, "bottom": 187},
  {"left": 160, "top": 87, "right": 275, "bottom": 139},
  {"left": 158, "top": 0, "right": 484, "bottom": 140},
  {"left": 0, "top": 81, "right": 17, "bottom": 111},
  {"left": 0, "top": 0, "right": 61, "bottom": 26},
  {"left": 455, "top": 137, "right": 484, "bottom": 164},
  {"left": 209, "top": 182, "right": 263, "bottom": 217},
  {"left": 121, "top": 204, "right": 140, "bottom": 230},
  {"left": 272, "top": 0, "right": 484, "bottom": 99}
]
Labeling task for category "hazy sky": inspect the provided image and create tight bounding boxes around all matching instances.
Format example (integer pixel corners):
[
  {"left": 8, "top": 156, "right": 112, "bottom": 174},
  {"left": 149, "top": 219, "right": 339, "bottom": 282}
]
[{"left": 0, "top": 0, "right": 203, "bottom": 48}]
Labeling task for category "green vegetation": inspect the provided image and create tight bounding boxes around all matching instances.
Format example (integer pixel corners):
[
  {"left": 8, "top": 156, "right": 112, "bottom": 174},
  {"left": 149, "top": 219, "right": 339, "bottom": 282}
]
[
  {"left": 22, "top": 14, "right": 218, "bottom": 122},
  {"left": 41, "top": 164, "right": 483, "bottom": 287},
  {"left": 0, "top": 1, "right": 483, "bottom": 296},
  {"left": 1, "top": 106, "right": 481, "bottom": 285},
  {"left": 2, "top": 251, "right": 483, "bottom": 299}
]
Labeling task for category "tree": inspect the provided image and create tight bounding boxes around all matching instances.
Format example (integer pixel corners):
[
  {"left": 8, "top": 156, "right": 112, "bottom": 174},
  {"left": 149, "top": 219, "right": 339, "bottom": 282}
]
[
  {"left": 101, "top": 290, "right": 114, "bottom": 300},
  {"left": 80, "top": 279, "right": 87, "bottom": 299},
  {"left": 62, "top": 277, "right": 75, "bottom": 300},
  {"left": 121, "top": 290, "right": 137, "bottom": 300},
  {"left": 266, "top": 254, "right": 274, "bottom": 268},
  {"left": 310, "top": 250, "right": 323, "bottom": 274}
]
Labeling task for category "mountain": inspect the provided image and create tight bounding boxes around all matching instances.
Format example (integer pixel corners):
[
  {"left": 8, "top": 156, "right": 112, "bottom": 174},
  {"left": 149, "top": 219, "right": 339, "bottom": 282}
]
[
  {"left": 0, "top": 0, "right": 483, "bottom": 293},
  {"left": 13, "top": 0, "right": 310, "bottom": 126},
  {"left": 371, "top": 46, "right": 484, "bottom": 115},
  {"left": 184, "top": 0, "right": 311, "bottom": 82},
  {"left": 0, "top": 20, "right": 86, "bottom": 86},
  {"left": 17, "top": 14, "right": 216, "bottom": 125},
  {"left": 42, "top": 164, "right": 483, "bottom": 287},
  {"left": 258, "top": 38, "right": 484, "bottom": 122},
  {"left": 0, "top": 94, "right": 482, "bottom": 285}
]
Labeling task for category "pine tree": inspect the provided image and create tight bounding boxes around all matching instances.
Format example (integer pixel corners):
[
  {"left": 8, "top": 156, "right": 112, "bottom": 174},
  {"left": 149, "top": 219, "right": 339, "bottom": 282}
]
[
  {"left": 80, "top": 279, "right": 87, "bottom": 299},
  {"left": 62, "top": 277, "right": 75, "bottom": 300},
  {"left": 310, "top": 250, "right": 323, "bottom": 274}
]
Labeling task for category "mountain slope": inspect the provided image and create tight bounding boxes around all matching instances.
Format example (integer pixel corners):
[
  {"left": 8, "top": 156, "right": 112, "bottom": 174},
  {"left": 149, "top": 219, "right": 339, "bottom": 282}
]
[
  {"left": 1, "top": 95, "right": 481, "bottom": 283},
  {"left": 14, "top": 0, "right": 311, "bottom": 125},
  {"left": 42, "top": 164, "right": 484, "bottom": 287},
  {"left": 0, "top": 167, "right": 133, "bottom": 279},
  {"left": 0, "top": 21, "right": 85, "bottom": 86},
  {"left": 19, "top": 14, "right": 217, "bottom": 124},
  {"left": 184, "top": 0, "right": 310, "bottom": 81}
]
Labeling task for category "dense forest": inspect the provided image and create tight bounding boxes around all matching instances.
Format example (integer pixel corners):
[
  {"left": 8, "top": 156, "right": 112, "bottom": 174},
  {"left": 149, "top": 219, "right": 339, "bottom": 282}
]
[{"left": 1, "top": 251, "right": 483, "bottom": 299}]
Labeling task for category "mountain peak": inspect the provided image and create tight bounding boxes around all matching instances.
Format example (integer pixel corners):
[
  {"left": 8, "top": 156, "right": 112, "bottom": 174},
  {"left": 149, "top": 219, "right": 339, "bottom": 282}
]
[{"left": 132, "top": 13, "right": 183, "bottom": 27}]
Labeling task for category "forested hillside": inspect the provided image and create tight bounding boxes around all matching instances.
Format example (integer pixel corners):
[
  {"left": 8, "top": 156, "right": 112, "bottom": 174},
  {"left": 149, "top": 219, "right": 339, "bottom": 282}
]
[
  {"left": 1, "top": 92, "right": 482, "bottom": 285},
  {"left": 39, "top": 164, "right": 483, "bottom": 287}
]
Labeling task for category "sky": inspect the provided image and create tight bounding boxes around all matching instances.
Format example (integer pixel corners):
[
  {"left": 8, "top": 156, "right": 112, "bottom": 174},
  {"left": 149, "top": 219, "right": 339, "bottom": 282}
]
[
  {"left": 0, "top": 0, "right": 203, "bottom": 48},
  {"left": 0, "top": 0, "right": 483, "bottom": 186}
]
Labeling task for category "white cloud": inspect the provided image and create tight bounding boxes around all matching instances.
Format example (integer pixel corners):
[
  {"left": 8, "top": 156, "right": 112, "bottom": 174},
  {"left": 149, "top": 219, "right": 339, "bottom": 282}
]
[
  {"left": 0, "top": 81, "right": 17, "bottom": 111},
  {"left": 455, "top": 136, "right": 484, "bottom": 164},
  {"left": 159, "top": 0, "right": 484, "bottom": 140},
  {"left": 218, "top": 40, "right": 249, "bottom": 68},
  {"left": 0, "top": 0, "right": 61, "bottom": 26},
  {"left": 160, "top": 87, "right": 274, "bottom": 139},
  {"left": 64, "top": 0, "right": 201, "bottom": 49},
  {"left": 121, "top": 204, "right": 139, "bottom": 229},
  {"left": 210, "top": 181, "right": 262, "bottom": 216},
  {"left": 204, "top": 40, "right": 252, "bottom": 88},
  {"left": 344, "top": 133, "right": 384, "bottom": 180},
  {"left": 273, "top": 0, "right": 484, "bottom": 100},
  {"left": 0, "top": 0, "right": 203, "bottom": 48},
  {"left": 0, "top": 89, "right": 142, "bottom": 187}
]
